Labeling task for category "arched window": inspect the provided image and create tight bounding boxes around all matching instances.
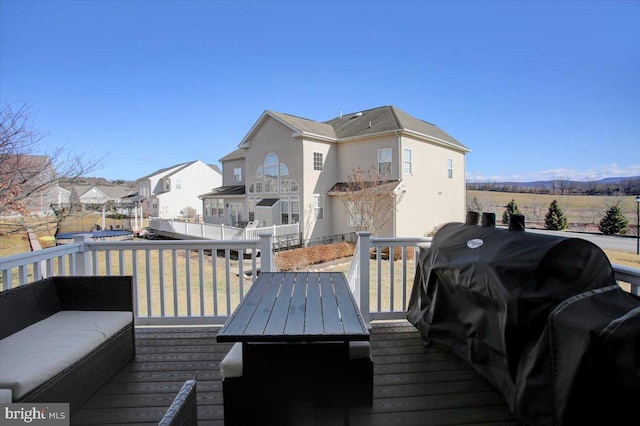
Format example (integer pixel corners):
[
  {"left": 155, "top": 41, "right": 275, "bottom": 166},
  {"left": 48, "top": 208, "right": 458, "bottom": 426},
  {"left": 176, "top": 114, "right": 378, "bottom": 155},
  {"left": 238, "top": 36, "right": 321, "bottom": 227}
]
[{"left": 264, "top": 153, "right": 278, "bottom": 193}]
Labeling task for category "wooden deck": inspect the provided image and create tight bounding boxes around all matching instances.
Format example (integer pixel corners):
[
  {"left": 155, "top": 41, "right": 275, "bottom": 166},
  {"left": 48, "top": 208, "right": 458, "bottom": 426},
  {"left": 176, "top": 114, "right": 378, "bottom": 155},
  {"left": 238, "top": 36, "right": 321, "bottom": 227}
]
[{"left": 71, "top": 321, "right": 520, "bottom": 425}]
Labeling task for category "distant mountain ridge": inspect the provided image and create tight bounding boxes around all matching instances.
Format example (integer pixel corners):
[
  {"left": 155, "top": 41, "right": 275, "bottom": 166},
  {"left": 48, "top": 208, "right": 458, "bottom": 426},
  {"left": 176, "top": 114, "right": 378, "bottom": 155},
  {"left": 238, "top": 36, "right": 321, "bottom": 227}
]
[
  {"left": 479, "top": 176, "right": 640, "bottom": 188},
  {"left": 467, "top": 176, "right": 640, "bottom": 195}
]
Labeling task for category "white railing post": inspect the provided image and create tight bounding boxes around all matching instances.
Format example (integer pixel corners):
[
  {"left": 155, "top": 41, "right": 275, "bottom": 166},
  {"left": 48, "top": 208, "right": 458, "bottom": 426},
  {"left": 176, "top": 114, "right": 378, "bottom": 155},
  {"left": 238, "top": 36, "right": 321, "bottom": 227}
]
[
  {"left": 357, "top": 231, "right": 371, "bottom": 326},
  {"left": 259, "top": 233, "right": 274, "bottom": 273},
  {"left": 72, "top": 234, "right": 92, "bottom": 276}
]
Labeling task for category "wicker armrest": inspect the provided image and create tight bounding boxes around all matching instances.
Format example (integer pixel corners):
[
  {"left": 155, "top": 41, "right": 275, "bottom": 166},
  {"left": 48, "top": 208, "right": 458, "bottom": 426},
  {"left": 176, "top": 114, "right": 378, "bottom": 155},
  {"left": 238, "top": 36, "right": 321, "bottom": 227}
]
[
  {"left": 0, "top": 279, "right": 61, "bottom": 339},
  {"left": 158, "top": 379, "right": 197, "bottom": 426},
  {"left": 54, "top": 276, "right": 133, "bottom": 312}
]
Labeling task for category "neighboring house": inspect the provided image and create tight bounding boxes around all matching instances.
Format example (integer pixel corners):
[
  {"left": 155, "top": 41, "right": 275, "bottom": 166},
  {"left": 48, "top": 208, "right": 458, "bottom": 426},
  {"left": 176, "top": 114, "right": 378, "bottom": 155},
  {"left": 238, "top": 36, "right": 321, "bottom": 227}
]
[
  {"left": 137, "top": 160, "right": 222, "bottom": 219},
  {"left": 201, "top": 105, "right": 469, "bottom": 239},
  {"left": 0, "top": 154, "right": 70, "bottom": 216},
  {"left": 70, "top": 185, "right": 134, "bottom": 210}
]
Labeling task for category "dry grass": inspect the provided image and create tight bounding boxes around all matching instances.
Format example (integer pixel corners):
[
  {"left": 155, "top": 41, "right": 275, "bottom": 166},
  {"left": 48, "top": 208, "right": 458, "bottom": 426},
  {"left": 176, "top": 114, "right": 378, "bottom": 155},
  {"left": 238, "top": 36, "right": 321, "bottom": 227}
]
[{"left": 468, "top": 190, "right": 638, "bottom": 227}]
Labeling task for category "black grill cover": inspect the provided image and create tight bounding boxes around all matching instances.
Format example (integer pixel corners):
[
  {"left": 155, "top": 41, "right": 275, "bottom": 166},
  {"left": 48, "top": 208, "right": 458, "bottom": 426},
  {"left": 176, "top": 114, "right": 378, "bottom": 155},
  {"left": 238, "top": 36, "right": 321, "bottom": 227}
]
[{"left": 407, "top": 222, "right": 640, "bottom": 425}]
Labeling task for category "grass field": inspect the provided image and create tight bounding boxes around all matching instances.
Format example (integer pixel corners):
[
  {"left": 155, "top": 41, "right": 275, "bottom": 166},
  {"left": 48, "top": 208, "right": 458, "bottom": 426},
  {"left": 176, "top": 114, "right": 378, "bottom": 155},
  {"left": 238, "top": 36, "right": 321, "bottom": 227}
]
[{"left": 468, "top": 190, "right": 639, "bottom": 227}]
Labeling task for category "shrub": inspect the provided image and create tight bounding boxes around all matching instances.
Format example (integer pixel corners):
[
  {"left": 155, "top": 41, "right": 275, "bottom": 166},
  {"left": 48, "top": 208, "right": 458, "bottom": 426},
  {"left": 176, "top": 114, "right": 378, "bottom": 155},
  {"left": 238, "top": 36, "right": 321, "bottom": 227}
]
[
  {"left": 502, "top": 199, "right": 521, "bottom": 225},
  {"left": 544, "top": 199, "right": 568, "bottom": 230},
  {"left": 371, "top": 246, "right": 416, "bottom": 261},
  {"left": 275, "top": 242, "right": 355, "bottom": 271},
  {"left": 598, "top": 205, "right": 628, "bottom": 235}
]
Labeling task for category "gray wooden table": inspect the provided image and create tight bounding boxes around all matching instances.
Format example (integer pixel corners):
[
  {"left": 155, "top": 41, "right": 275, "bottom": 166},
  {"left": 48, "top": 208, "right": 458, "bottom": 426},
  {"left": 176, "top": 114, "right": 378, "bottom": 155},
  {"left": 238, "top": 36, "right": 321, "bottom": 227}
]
[{"left": 217, "top": 271, "right": 369, "bottom": 346}]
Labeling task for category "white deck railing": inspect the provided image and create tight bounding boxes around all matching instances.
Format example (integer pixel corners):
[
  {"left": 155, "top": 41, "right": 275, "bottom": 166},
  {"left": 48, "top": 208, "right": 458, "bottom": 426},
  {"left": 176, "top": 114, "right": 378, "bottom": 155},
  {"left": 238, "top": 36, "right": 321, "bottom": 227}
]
[
  {"left": 149, "top": 218, "right": 300, "bottom": 247},
  {"left": 348, "top": 232, "right": 640, "bottom": 326},
  {"left": 2, "top": 232, "right": 639, "bottom": 327},
  {"left": 1, "top": 234, "right": 274, "bottom": 326}
]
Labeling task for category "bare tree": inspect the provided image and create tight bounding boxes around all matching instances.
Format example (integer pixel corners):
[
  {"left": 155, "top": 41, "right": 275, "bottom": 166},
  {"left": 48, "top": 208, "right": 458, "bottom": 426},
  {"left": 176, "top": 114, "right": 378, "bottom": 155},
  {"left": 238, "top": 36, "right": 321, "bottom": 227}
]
[
  {"left": 180, "top": 206, "right": 197, "bottom": 221},
  {"left": 1, "top": 102, "right": 102, "bottom": 236},
  {"left": 335, "top": 166, "right": 404, "bottom": 237},
  {"left": 467, "top": 196, "right": 487, "bottom": 215}
]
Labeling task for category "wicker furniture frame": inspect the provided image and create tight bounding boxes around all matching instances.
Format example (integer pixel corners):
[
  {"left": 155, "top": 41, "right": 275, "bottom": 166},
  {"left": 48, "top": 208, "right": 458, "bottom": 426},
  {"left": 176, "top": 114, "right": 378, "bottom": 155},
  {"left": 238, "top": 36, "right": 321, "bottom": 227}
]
[
  {"left": 0, "top": 276, "right": 135, "bottom": 412},
  {"left": 158, "top": 379, "right": 198, "bottom": 426}
]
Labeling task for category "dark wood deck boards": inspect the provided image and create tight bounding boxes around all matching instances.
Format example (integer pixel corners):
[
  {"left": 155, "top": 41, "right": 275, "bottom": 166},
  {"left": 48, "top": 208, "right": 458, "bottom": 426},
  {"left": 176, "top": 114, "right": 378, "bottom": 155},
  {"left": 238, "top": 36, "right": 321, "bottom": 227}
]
[{"left": 71, "top": 321, "right": 521, "bottom": 426}]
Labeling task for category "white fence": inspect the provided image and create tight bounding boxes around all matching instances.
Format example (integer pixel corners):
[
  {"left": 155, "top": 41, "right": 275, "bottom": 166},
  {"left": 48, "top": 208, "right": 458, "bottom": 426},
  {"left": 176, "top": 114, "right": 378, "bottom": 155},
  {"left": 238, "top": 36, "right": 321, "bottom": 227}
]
[{"left": 149, "top": 218, "right": 300, "bottom": 247}]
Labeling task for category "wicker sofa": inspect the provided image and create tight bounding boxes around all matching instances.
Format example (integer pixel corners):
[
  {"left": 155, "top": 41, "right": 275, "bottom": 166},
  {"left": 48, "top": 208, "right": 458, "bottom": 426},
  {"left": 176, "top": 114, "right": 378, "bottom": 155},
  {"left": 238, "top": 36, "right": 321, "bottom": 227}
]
[{"left": 0, "top": 276, "right": 135, "bottom": 412}]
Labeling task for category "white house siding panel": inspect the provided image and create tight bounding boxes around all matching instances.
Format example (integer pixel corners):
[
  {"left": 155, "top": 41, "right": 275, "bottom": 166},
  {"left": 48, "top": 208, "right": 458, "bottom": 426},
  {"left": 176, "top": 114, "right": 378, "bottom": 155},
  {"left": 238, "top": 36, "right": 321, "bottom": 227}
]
[
  {"left": 243, "top": 117, "right": 303, "bottom": 226},
  {"left": 137, "top": 163, "right": 185, "bottom": 217},
  {"left": 394, "top": 135, "right": 467, "bottom": 237},
  {"left": 302, "top": 139, "right": 337, "bottom": 242},
  {"left": 156, "top": 161, "right": 222, "bottom": 218}
]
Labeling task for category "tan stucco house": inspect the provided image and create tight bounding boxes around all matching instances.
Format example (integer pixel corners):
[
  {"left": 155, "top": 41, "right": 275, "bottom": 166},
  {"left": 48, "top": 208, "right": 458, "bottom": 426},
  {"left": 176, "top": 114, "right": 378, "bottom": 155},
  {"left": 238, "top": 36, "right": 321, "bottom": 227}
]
[{"left": 200, "top": 106, "right": 469, "bottom": 240}]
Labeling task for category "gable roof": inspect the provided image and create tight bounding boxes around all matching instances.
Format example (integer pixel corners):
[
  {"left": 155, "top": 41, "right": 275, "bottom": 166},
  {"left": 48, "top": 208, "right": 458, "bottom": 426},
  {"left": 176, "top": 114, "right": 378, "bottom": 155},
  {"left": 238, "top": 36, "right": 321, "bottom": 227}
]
[
  {"left": 137, "top": 162, "right": 191, "bottom": 181},
  {"left": 325, "top": 106, "right": 467, "bottom": 150},
  {"left": 138, "top": 160, "right": 221, "bottom": 180},
  {"left": 236, "top": 106, "right": 468, "bottom": 152}
]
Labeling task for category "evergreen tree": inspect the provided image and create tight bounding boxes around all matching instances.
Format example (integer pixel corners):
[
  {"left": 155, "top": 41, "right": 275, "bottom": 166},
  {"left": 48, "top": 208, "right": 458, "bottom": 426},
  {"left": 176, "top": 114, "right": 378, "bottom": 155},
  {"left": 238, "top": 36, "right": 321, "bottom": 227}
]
[
  {"left": 544, "top": 199, "right": 568, "bottom": 230},
  {"left": 598, "top": 205, "right": 628, "bottom": 235},
  {"left": 501, "top": 199, "right": 521, "bottom": 225}
]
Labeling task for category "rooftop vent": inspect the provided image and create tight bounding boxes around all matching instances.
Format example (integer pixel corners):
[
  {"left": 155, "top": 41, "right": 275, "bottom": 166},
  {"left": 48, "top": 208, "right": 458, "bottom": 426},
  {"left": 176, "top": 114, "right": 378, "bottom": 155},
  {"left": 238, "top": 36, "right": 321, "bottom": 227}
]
[{"left": 351, "top": 112, "right": 363, "bottom": 119}]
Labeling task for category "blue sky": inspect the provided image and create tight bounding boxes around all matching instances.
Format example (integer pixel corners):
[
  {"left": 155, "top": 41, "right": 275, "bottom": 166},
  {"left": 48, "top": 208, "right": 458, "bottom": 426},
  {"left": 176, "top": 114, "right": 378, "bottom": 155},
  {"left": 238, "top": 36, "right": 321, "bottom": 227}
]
[{"left": 1, "top": 0, "right": 639, "bottom": 182}]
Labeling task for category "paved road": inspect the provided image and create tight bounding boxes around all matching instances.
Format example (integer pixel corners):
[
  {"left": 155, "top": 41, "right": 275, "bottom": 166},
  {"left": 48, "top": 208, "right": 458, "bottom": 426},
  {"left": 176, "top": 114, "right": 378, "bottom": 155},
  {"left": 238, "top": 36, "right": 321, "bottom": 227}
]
[{"left": 526, "top": 228, "right": 638, "bottom": 253}]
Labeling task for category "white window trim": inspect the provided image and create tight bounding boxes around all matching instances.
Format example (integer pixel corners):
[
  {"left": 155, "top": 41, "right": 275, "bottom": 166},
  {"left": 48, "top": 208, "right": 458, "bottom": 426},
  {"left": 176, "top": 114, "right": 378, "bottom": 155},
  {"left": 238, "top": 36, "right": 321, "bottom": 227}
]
[
  {"left": 313, "top": 194, "right": 324, "bottom": 220},
  {"left": 448, "top": 159, "right": 453, "bottom": 179},
  {"left": 378, "top": 148, "right": 392, "bottom": 175},
  {"left": 313, "top": 152, "right": 324, "bottom": 171},
  {"left": 403, "top": 148, "right": 412, "bottom": 175}
]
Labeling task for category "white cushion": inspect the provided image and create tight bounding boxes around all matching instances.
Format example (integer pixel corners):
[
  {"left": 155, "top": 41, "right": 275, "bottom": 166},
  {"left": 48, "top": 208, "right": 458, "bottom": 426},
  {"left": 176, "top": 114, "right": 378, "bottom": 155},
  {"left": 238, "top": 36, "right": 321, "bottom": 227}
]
[
  {"left": 349, "top": 341, "right": 371, "bottom": 360},
  {"left": 0, "top": 310, "right": 132, "bottom": 400},
  {"left": 220, "top": 343, "right": 243, "bottom": 379}
]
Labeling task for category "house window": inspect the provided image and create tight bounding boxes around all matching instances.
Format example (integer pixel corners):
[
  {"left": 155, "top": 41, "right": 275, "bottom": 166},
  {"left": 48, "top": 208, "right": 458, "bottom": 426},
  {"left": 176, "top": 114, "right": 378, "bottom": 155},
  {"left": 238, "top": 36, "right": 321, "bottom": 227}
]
[
  {"left": 291, "top": 195, "right": 300, "bottom": 223},
  {"left": 378, "top": 148, "right": 392, "bottom": 175},
  {"left": 175, "top": 179, "right": 182, "bottom": 189},
  {"left": 234, "top": 168, "right": 242, "bottom": 182},
  {"left": 205, "top": 199, "right": 224, "bottom": 217},
  {"left": 264, "top": 153, "right": 279, "bottom": 193},
  {"left": 290, "top": 180, "right": 299, "bottom": 192},
  {"left": 314, "top": 194, "right": 324, "bottom": 220},
  {"left": 256, "top": 166, "right": 264, "bottom": 178},
  {"left": 448, "top": 159, "right": 453, "bottom": 179},
  {"left": 280, "top": 180, "right": 290, "bottom": 193},
  {"left": 164, "top": 180, "right": 170, "bottom": 191},
  {"left": 281, "top": 196, "right": 289, "bottom": 224},
  {"left": 404, "top": 148, "right": 412, "bottom": 175},
  {"left": 313, "top": 152, "right": 323, "bottom": 171},
  {"left": 280, "top": 163, "right": 289, "bottom": 176},
  {"left": 255, "top": 182, "right": 263, "bottom": 193}
]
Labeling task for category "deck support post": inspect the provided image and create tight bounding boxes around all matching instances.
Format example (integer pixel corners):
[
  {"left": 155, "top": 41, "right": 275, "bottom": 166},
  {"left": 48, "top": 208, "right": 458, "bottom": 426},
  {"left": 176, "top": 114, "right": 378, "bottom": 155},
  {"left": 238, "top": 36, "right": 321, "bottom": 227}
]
[
  {"left": 72, "top": 234, "right": 92, "bottom": 276},
  {"left": 357, "top": 232, "right": 372, "bottom": 327}
]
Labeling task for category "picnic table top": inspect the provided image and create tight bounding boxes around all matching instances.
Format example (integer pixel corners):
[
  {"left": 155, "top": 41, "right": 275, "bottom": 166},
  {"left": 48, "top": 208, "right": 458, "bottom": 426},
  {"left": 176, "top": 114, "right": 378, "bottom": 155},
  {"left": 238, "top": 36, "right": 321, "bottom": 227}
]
[{"left": 216, "top": 272, "right": 369, "bottom": 343}]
